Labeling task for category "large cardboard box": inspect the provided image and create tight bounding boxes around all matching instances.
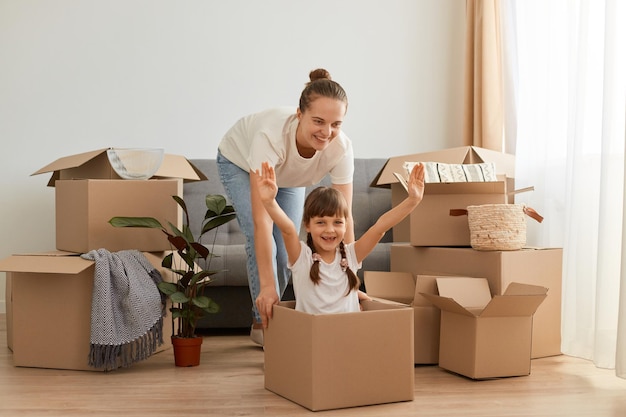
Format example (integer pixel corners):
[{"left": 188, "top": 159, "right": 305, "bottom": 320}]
[
  {"left": 0, "top": 251, "right": 172, "bottom": 371},
  {"left": 421, "top": 278, "right": 547, "bottom": 379},
  {"left": 391, "top": 244, "right": 562, "bottom": 358},
  {"left": 32, "top": 149, "right": 208, "bottom": 253},
  {"left": 264, "top": 300, "right": 414, "bottom": 411},
  {"left": 364, "top": 271, "right": 456, "bottom": 364},
  {"left": 371, "top": 146, "right": 516, "bottom": 245}
]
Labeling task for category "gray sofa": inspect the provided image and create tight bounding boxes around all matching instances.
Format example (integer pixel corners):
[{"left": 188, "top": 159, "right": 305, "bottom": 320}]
[{"left": 184, "top": 158, "right": 392, "bottom": 329}]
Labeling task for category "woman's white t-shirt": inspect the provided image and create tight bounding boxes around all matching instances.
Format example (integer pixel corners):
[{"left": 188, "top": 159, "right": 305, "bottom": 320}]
[
  {"left": 218, "top": 107, "right": 354, "bottom": 187},
  {"left": 289, "top": 241, "right": 362, "bottom": 314}
]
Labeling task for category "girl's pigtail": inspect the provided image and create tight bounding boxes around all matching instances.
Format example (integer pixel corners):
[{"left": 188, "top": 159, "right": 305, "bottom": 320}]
[
  {"left": 307, "top": 233, "right": 321, "bottom": 285},
  {"left": 339, "top": 241, "right": 360, "bottom": 295}
]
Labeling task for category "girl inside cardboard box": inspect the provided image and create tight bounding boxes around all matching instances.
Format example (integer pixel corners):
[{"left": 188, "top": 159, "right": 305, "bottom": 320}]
[{"left": 256, "top": 161, "right": 425, "bottom": 315}]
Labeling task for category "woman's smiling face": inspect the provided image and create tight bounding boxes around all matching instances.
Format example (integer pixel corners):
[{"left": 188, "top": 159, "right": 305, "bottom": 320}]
[{"left": 296, "top": 96, "right": 347, "bottom": 157}]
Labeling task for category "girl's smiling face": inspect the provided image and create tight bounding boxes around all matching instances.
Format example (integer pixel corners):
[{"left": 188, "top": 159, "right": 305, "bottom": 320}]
[
  {"left": 295, "top": 96, "right": 346, "bottom": 158},
  {"left": 305, "top": 214, "right": 347, "bottom": 258}
]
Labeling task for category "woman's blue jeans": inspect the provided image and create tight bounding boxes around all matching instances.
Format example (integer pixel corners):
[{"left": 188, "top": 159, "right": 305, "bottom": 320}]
[{"left": 216, "top": 151, "right": 304, "bottom": 323}]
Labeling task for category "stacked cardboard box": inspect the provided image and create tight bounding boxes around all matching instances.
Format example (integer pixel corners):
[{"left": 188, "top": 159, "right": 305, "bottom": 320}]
[
  {"left": 0, "top": 148, "right": 207, "bottom": 371},
  {"left": 390, "top": 245, "right": 563, "bottom": 360},
  {"left": 367, "top": 146, "right": 563, "bottom": 375}
]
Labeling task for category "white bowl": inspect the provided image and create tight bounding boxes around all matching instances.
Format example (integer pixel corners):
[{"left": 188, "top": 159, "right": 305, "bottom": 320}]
[{"left": 107, "top": 148, "right": 165, "bottom": 180}]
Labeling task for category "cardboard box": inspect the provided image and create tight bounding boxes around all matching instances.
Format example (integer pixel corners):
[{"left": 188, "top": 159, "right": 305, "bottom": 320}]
[
  {"left": 32, "top": 148, "right": 207, "bottom": 185},
  {"left": 0, "top": 251, "right": 172, "bottom": 371},
  {"left": 364, "top": 271, "right": 455, "bottom": 364},
  {"left": 54, "top": 178, "right": 183, "bottom": 253},
  {"left": 371, "top": 146, "right": 516, "bottom": 245},
  {"left": 264, "top": 300, "right": 414, "bottom": 411},
  {"left": 32, "top": 149, "right": 208, "bottom": 253},
  {"left": 390, "top": 245, "right": 562, "bottom": 358},
  {"left": 421, "top": 278, "right": 547, "bottom": 379}
]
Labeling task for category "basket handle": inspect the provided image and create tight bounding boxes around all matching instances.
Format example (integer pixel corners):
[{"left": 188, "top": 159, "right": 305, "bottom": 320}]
[
  {"left": 449, "top": 206, "right": 544, "bottom": 223},
  {"left": 523, "top": 206, "right": 544, "bottom": 223}
]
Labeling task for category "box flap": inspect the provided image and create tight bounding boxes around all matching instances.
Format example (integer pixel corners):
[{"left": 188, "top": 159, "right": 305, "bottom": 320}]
[
  {"left": 32, "top": 148, "right": 207, "bottom": 185},
  {"left": 0, "top": 253, "right": 93, "bottom": 274},
  {"left": 413, "top": 275, "right": 440, "bottom": 306},
  {"left": 368, "top": 297, "right": 410, "bottom": 307},
  {"left": 435, "top": 277, "right": 492, "bottom": 310},
  {"left": 503, "top": 282, "right": 549, "bottom": 296},
  {"left": 31, "top": 149, "right": 108, "bottom": 176},
  {"left": 480, "top": 294, "right": 547, "bottom": 317},
  {"left": 419, "top": 293, "right": 476, "bottom": 317},
  {"left": 470, "top": 147, "right": 516, "bottom": 177},
  {"left": 371, "top": 146, "right": 515, "bottom": 188},
  {"left": 363, "top": 271, "right": 415, "bottom": 304},
  {"left": 153, "top": 154, "right": 208, "bottom": 181}
]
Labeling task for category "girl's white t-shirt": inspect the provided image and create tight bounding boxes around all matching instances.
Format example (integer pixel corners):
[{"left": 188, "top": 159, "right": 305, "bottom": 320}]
[
  {"left": 218, "top": 107, "right": 354, "bottom": 187},
  {"left": 289, "top": 241, "right": 362, "bottom": 314}
]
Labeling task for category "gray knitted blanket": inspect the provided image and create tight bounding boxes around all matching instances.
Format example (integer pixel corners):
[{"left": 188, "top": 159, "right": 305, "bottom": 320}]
[{"left": 81, "top": 249, "right": 165, "bottom": 371}]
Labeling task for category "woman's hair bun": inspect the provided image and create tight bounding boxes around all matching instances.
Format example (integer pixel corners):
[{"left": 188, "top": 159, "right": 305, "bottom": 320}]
[{"left": 309, "top": 68, "right": 332, "bottom": 82}]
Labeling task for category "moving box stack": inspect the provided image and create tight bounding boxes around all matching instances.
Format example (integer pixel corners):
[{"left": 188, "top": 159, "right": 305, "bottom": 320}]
[
  {"left": 365, "top": 146, "right": 562, "bottom": 379},
  {"left": 0, "top": 149, "right": 207, "bottom": 371}
]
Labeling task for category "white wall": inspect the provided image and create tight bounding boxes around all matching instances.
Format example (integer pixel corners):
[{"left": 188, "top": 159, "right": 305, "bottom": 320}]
[{"left": 0, "top": 0, "right": 466, "bottom": 312}]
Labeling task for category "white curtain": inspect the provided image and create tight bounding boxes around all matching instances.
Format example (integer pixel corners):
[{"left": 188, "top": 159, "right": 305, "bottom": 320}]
[{"left": 506, "top": 0, "right": 626, "bottom": 376}]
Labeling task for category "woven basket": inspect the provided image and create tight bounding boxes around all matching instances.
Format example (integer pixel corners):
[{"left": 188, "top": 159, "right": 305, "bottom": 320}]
[{"left": 466, "top": 204, "right": 530, "bottom": 251}]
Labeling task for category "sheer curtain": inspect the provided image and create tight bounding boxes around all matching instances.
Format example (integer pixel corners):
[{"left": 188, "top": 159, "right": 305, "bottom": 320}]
[{"left": 506, "top": 0, "right": 626, "bottom": 376}]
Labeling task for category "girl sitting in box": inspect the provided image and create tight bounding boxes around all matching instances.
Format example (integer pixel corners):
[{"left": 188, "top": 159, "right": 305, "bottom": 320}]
[{"left": 255, "top": 161, "right": 425, "bottom": 314}]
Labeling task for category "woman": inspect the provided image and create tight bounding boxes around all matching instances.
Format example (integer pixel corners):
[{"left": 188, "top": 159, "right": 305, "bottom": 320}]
[{"left": 216, "top": 69, "right": 354, "bottom": 345}]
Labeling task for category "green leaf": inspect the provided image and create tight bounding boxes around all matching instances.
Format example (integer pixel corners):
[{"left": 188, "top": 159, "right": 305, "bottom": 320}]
[
  {"left": 109, "top": 217, "right": 163, "bottom": 229},
  {"left": 161, "top": 252, "right": 174, "bottom": 269},
  {"left": 192, "top": 295, "right": 210, "bottom": 309},
  {"left": 201, "top": 213, "right": 237, "bottom": 235},
  {"left": 193, "top": 296, "right": 220, "bottom": 314},
  {"left": 157, "top": 281, "right": 178, "bottom": 295},
  {"left": 169, "top": 291, "right": 190, "bottom": 304},
  {"left": 205, "top": 195, "right": 228, "bottom": 215}
]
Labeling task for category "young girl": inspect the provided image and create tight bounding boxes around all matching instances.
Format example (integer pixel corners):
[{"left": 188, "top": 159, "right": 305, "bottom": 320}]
[{"left": 256, "top": 161, "right": 425, "bottom": 314}]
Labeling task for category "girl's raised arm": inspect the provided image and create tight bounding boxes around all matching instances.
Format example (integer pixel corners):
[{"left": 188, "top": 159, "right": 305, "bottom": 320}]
[{"left": 256, "top": 162, "right": 302, "bottom": 265}]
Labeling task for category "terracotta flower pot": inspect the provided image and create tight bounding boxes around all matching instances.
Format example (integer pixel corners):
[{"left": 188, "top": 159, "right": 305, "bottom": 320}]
[{"left": 171, "top": 336, "right": 203, "bottom": 367}]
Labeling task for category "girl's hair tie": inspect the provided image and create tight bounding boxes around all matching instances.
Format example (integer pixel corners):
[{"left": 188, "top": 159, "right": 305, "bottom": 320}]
[
  {"left": 312, "top": 253, "right": 322, "bottom": 263},
  {"left": 340, "top": 258, "right": 348, "bottom": 272}
]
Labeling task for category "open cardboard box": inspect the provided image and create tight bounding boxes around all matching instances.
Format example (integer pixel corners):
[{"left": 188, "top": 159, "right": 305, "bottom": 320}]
[
  {"left": 370, "top": 146, "right": 517, "bottom": 246},
  {"left": 421, "top": 277, "right": 547, "bottom": 379},
  {"left": 264, "top": 300, "right": 414, "bottom": 411},
  {"left": 32, "top": 148, "right": 207, "bottom": 185},
  {"left": 364, "top": 271, "right": 468, "bottom": 364},
  {"left": 391, "top": 244, "right": 562, "bottom": 358},
  {"left": 32, "top": 148, "right": 208, "bottom": 253},
  {"left": 0, "top": 251, "right": 173, "bottom": 371}
]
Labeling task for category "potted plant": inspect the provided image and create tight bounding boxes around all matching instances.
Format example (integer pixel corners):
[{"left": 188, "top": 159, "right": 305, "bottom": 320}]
[{"left": 109, "top": 194, "right": 236, "bottom": 366}]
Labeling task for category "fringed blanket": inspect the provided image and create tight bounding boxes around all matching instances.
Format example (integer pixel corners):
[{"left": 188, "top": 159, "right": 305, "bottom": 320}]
[{"left": 81, "top": 249, "right": 165, "bottom": 371}]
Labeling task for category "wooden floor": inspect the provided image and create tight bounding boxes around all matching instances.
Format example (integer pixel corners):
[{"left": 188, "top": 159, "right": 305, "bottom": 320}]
[{"left": 1, "top": 315, "right": 625, "bottom": 417}]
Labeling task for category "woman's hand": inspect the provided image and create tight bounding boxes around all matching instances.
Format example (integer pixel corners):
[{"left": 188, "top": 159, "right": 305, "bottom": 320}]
[{"left": 256, "top": 286, "right": 279, "bottom": 328}]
